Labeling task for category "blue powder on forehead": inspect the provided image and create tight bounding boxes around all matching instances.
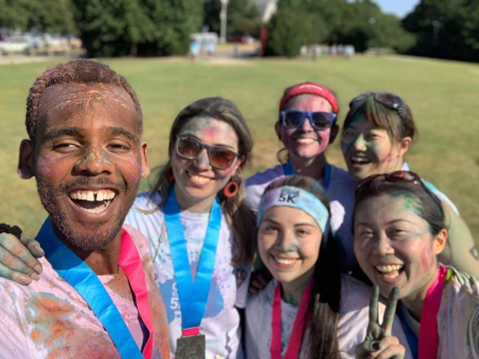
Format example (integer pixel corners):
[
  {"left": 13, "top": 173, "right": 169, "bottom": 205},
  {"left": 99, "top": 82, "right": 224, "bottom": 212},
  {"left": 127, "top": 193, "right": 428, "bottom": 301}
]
[{"left": 390, "top": 190, "right": 422, "bottom": 215}]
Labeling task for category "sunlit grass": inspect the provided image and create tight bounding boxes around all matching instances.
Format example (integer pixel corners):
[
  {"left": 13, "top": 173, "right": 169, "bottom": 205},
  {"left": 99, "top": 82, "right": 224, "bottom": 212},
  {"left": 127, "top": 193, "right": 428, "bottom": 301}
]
[{"left": 1, "top": 54, "right": 478, "bottom": 240}]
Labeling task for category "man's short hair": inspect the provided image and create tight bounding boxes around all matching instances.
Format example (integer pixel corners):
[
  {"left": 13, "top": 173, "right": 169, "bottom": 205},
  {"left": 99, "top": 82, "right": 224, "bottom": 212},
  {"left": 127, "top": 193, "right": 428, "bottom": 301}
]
[{"left": 26, "top": 59, "right": 143, "bottom": 142}]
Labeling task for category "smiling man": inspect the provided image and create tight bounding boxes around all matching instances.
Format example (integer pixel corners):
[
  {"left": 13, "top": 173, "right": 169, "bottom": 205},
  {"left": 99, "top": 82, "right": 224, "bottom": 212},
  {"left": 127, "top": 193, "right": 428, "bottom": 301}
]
[{"left": 0, "top": 60, "right": 169, "bottom": 358}]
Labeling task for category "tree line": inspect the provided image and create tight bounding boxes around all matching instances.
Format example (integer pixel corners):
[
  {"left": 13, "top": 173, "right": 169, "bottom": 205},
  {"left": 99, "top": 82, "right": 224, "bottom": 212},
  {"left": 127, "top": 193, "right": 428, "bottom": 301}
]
[{"left": 1, "top": 0, "right": 478, "bottom": 62}]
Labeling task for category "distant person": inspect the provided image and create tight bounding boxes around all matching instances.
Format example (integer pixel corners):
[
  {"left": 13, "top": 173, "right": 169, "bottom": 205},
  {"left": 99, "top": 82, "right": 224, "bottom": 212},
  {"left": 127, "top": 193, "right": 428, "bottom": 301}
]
[
  {"left": 206, "top": 41, "right": 215, "bottom": 57},
  {"left": 338, "top": 44, "right": 344, "bottom": 57},
  {"left": 330, "top": 43, "right": 338, "bottom": 59},
  {"left": 312, "top": 44, "right": 322, "bottom": 60},
  {"left": 0, "top": 59, "right": 170, "bottom": 357},
  {"left": 189, "top": 40, "right": 199, "bottom": 60},
  {"left": 299, "top": 45, "right": 308, "bottom": 59},
  {"left": 344, "top": 45, "right": 355, "bottom": 59}
]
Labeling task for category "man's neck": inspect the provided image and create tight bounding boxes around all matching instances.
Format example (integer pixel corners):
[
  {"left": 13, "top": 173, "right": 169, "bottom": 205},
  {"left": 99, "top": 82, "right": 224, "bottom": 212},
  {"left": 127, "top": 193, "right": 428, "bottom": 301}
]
[
  {"left": 82, "top": 240, "right": 122, "bottom": 275},
  {"left": 62, "top": 235, "right": 122, "bottom": 276},
  {"left": 290, "top": 154, "right": 326, "bottom": 180}
]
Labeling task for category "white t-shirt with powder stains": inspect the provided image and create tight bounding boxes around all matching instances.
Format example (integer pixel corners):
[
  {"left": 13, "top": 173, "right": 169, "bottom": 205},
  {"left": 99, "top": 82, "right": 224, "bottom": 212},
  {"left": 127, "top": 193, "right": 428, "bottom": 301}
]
[
  {"left": 245, "top": 275, "right": 413, "bottom": 359},
  {"left": 125, "top": 191, "right": 251, "bottom": 359},
  {"left": 0, "top": 225, "right": 168, "bottom": 359}
]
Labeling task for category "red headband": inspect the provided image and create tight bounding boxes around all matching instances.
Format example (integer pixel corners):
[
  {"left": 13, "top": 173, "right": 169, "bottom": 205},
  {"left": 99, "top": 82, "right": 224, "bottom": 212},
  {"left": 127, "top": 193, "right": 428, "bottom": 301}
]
[{"left": 279, "top": 82, "right": 338, "bottom": 114}]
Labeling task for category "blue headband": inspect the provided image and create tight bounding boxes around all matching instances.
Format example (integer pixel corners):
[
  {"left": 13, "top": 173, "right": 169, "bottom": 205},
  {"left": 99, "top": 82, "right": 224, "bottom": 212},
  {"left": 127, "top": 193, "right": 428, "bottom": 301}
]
[{"left": 257, "top": 186, "right": 330, "bottom": 238}]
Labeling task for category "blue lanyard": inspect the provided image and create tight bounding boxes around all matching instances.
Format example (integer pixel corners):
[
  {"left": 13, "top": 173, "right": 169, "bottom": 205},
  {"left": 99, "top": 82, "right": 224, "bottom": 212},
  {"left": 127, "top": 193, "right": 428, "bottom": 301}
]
[
  {"left": 283, "top": 159, "right": 331, "bottom": 190},
  {"left": 164, "top": 188, "right": 222, "bottom": 332},
  {"left": 37, "top": 218, "right": 143, "bottom": 359}
]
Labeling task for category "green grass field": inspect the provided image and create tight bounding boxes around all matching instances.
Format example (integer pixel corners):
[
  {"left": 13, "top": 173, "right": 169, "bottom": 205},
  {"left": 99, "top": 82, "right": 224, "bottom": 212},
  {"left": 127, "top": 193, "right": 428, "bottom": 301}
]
[{"left": 1, "top": 55, "right": 478, "bottom": 240}]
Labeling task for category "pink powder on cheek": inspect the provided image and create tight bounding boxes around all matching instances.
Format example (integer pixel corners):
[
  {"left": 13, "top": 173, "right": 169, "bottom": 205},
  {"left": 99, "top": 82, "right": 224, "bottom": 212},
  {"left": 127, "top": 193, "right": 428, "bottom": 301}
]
[
  {"left": 317, "top": 130, "right": 331, "bottom": 152},
  {"left": 383, "top": 152, "right": 399, "bottom": 163},
  {"left": 218, "top": 161, "right": 237, "bottom": 176},
  {"left": 36, "top": 155, "right": 59, "bottom": 179},
  {"left": 421, "top": 248, "right": 431, "bottom": 271},
  {"left": 121, "top": 158, "right": 142, "bottom": 184}
]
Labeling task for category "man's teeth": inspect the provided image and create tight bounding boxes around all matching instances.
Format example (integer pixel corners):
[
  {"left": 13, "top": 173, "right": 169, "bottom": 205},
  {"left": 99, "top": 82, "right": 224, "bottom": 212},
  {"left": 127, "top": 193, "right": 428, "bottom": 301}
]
[
  {"left": 275, "top": 258, "right": 296, "bottom": 265},
  {"left": 376, "top": 264, "right": 403, "bottom": 279},
  {"left": 69, "top": 190, "right": 116, "bottom": 202},
  {"left": 79, "top": 203, "right": 111, "bottom": 214}
]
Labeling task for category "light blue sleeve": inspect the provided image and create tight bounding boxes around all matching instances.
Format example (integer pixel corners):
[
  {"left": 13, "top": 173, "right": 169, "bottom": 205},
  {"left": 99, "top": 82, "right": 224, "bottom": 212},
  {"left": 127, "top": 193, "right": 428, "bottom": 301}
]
[{"left": 421, "top": 179, "right": 460, "bottom": 215}]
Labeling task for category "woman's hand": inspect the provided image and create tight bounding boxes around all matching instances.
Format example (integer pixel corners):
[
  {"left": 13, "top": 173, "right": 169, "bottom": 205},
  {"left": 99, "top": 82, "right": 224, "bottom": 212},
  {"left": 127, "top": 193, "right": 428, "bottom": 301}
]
[
  {"left": 356, "top": 286, "right": 405, "bottom": 359},
  {"left": 0, "top": 226, "right": 44, "bottom": 285}
]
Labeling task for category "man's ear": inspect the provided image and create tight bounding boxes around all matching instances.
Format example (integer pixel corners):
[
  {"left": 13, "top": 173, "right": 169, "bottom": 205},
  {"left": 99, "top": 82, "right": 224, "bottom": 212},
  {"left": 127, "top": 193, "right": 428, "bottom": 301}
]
[
  {"left": 274, "top": 121, "right": 282, "bottom": 141},
  {"left": 18, "top": 140, "right": 35, "bottom": 179},
  {"left": 329, "top": 123, "right": 340, "bottom": 144},
  {"left": 140, "top": 141, "right": 150, "bottom": 178}
]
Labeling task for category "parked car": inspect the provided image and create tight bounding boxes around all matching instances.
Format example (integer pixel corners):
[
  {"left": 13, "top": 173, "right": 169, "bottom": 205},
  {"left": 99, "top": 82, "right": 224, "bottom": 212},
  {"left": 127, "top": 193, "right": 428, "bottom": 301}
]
[
  {"left": 0, "top": 36, "right": 34, "bottom": 54},
  {"left": 227, "top": 34, "right": 256, "bottom": 44}
]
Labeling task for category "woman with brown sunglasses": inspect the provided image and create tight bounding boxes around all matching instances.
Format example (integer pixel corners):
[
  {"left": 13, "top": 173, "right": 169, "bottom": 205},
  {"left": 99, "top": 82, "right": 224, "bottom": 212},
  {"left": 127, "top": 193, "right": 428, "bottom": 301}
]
[
  {"left": 341, "top": 92, "right": 478, "bottom": 278},
  {"left": 353, "top": 171, "right": 479, "bottom": 359}
]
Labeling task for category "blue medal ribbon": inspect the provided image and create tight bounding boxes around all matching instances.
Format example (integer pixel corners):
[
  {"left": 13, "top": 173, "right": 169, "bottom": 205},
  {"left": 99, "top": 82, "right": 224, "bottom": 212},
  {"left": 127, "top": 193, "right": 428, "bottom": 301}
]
[
  {"left": 37, "top": 218, "right": 144, "bottom": 359},
  {"left": 164, "top": 188, "right": 222, "bottom": 332},
  {"left": 283, "top": 159, "right": 331, "bottom": 190}
]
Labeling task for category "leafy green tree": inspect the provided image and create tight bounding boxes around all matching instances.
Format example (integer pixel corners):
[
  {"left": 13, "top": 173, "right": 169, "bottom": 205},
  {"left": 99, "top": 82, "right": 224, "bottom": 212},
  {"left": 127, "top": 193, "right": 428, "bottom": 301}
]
[
  {"left": 265, "top": 0, "right": 415, "bottom": 55},
  {"left": 403, "top": 0, "right": 479, "bottom": 61},
  {"left": 265, "top": 0, "right": 323, "bottom": 57},
  {"left": 72, "top": 0, "right": 152, "bottom": 57},
  {"left": 0, "top": 0, "right": 76, "bottom": 34},
  {"left": 203, "top": 0, "right": 261, "bottom": 38},
  {"left": 73, "top": 0, "right": 202, "bottom": 57}
]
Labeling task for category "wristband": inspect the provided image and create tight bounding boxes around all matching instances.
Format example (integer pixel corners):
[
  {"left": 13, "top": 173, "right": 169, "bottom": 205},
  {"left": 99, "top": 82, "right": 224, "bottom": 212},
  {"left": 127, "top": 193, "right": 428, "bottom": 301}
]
[{"left": 0, "top": 223, "right": 22, "bottom": 240}]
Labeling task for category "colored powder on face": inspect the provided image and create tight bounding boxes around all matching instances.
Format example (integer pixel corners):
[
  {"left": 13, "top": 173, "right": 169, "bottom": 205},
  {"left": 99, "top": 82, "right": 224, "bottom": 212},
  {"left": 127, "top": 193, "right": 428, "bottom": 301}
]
[
  {"left": 392, "top": 192, "right": 422, "bottom": 217},
  {"left": 281, "top": 230, "right": 298, "bottom": 252},
  {"left": 36, "top": 156, "right": 58, "bottom": 179},
  {"left": 421, "top": 248, "right": 431, "bottom": 271},
  {"left": 100, "top": 149, "right": 112, "bottom": 165}
]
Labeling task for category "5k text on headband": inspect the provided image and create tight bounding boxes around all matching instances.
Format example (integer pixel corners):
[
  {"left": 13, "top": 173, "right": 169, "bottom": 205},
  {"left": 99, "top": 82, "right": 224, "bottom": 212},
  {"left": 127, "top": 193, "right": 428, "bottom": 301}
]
[{"left": 257, "top": 186, "right": 330, "bottom": 239}]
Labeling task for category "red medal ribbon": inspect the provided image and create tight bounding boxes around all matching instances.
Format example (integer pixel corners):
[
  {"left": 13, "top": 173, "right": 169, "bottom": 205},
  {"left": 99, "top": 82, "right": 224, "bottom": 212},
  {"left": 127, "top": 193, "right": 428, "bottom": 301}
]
[
  {"left": 270, "top": 277, "right": 313, "bottom": 359},
  {"left": 119, "top": 229, "right": 154, "bottom": 359},
  {"left": 418, "top": 265, "right": 447, "bottom": 359}
]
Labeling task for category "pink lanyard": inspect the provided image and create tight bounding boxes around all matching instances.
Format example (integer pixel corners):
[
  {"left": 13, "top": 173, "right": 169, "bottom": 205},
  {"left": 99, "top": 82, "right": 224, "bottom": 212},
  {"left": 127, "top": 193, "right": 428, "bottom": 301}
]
[
  {"left": 119, "top": 229, "right": 154, "bottom": 359},
  {"left": 418, "top": 265, "right": 447, "bottom": 359},
  {"left": 270, "top": 278, "right": 313, "bottom": 359}
]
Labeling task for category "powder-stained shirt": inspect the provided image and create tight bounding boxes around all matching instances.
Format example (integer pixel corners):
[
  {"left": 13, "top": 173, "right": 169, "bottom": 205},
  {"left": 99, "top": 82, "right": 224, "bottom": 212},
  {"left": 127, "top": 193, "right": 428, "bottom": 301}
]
[
  {"left": 0, "top": 224, "right": 169, "bottom": 359},
  {"left": 245, "top": 164, "right": 358, "bottom": 273},
  {"left": 125, "top": 191, "right": 251, "bottom": 359},
  {"left": 245, "top": 275, "right": 413, "bottom": 359},
  {"left": 400, "top": 267, "right": 479, "bottom": 359}
]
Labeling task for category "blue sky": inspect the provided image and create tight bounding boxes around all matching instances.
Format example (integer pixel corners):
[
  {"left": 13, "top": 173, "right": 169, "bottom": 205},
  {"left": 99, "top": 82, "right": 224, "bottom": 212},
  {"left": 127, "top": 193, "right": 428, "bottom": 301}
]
[{"left": 372, "top": 0, "right": 420, "bottom": 18}]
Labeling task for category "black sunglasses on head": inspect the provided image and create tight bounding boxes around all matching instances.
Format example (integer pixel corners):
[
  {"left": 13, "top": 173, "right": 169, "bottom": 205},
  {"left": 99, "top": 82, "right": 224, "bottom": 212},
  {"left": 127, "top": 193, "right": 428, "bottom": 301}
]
[{"left": 349, "top": 92, "right": 406, "bottom": 121}]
